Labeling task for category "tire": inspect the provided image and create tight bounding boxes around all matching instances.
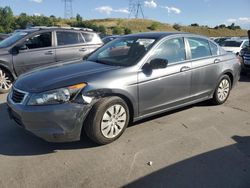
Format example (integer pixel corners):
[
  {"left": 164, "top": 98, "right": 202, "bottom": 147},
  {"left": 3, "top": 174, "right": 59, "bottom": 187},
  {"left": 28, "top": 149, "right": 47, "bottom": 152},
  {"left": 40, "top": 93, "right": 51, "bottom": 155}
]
[
  {"left": 84, "top": 96, "right": 130, "bottom": 145},
  {"left": 0, "top": 68, "right": 13, "bottom": 94},
  {"left": 211, "top": 75, "right": 231, "bottom": 105}
]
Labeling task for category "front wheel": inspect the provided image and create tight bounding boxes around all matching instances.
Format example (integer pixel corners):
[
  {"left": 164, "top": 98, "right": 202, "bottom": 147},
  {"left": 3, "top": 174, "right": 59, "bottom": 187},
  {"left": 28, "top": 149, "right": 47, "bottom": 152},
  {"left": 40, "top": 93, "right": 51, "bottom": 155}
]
[
  {"left": 84, "top": 96, "right": 130, "bottom": 145},
  {"left": 211, "top": 75, "right": 231, "bottom": 105},
  {"left": 0, "top": 68, "right": 13, "bottom": 94}
]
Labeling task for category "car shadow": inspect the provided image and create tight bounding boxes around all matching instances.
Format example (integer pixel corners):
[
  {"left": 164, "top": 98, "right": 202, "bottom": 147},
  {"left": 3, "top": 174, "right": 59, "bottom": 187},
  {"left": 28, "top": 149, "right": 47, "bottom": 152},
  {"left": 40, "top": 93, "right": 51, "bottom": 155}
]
[
  {"left": 0, "top": 99, "right": 214, "bottom": 156},
  {"left": 124, "top": 135, "right": 250, "bottom": 188}
]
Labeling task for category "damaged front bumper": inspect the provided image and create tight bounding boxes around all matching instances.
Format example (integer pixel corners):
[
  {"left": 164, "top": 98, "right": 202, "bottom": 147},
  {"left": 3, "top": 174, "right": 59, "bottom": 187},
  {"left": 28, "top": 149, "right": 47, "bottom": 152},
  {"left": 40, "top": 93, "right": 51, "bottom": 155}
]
[{"left": 7, "top": 91, "right": 94, "bottom": 143}]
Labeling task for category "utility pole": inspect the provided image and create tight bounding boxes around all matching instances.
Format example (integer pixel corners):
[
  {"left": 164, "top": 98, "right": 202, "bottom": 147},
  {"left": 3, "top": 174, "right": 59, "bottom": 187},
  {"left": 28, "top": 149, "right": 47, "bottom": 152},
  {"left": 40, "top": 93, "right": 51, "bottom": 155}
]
[
  {"left": 129, "top": 0, "right": 144, "bottom": 19},
  {"left": 63, "top": 0, "right": 73, "bottom": 19}
]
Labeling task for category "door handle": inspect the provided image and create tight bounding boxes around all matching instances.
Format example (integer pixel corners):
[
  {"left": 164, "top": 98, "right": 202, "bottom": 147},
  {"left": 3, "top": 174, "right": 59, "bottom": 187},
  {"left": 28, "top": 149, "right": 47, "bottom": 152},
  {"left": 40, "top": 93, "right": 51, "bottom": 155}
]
[
  {"left": 79, "top": 48, "right": 87, "bottom": 52},
  {"left": 214, "top": 59, "right": 221, "bottom": 64},
  {"left": 180, "top": 66, "right": 191, "bottom": 72},
  {"left": 45, "top": 51, "right": 54, "bottom": 55}
]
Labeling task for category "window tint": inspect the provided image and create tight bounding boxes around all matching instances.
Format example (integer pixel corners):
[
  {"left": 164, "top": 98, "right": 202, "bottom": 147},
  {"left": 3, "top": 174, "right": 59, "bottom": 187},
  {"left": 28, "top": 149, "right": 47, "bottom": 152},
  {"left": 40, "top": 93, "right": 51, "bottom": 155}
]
[
  {"left": 151, "top": 38, "right": 186, "bottom": 64},
  {"left": 187, "top": 37, "right": 211, "bottom": 59},
  {"left": 209, "top": 41, "right": 219, "bottom": 56},
  {"left": 25, "top": 32, "right": 51, "bottom": 49},
  {"left": 57, "top": 31, "right": 84, "bottom": 46},
  {"left": 82, "top": 33, "right": 93, "bottom": 42}
]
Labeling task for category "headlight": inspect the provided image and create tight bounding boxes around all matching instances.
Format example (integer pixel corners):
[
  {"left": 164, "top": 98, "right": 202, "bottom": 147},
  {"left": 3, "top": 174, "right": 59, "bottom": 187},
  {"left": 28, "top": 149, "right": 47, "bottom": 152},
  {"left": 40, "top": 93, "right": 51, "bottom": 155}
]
[{"left": 27, "top": 83, "right": 87, "bottom": 106}]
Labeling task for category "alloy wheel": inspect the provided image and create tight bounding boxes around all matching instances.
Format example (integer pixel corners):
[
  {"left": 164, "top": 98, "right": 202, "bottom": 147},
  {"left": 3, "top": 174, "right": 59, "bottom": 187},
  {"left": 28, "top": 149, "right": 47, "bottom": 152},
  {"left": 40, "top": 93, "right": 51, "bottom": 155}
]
[
  {"left": 217, "top": 79, "right": 230, "bottom": 102},
  {"left": 0, "top": 69, "right": 12, "bottom": 91}
]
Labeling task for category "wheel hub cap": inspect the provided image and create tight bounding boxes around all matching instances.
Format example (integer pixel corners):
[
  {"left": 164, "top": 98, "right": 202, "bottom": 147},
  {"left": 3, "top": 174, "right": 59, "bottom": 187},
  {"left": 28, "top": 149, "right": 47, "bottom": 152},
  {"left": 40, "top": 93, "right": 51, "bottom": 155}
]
[
  {"left": 0, "top": 69, "right": 12, "bottom": 90},
  {"left": 217, "top": 79, "right": 230, "bottom": 101},
  {"left": 101, "top": 104, "right": 127, "bottom": 138}
]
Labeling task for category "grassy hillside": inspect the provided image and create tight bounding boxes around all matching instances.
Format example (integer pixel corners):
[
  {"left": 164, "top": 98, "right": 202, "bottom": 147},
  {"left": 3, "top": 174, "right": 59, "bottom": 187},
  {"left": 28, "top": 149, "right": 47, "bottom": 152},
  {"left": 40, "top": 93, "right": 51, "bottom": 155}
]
[{"left": 89, "top": 18, "right": 247, "bottom": 37}]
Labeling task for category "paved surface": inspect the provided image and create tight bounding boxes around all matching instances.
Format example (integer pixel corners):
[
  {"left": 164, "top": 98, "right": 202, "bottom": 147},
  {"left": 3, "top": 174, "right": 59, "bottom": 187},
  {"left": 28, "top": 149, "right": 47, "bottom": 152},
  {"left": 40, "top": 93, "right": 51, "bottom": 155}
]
[{"left": 0, "top": 76, "right": 250, "bottom": 188}]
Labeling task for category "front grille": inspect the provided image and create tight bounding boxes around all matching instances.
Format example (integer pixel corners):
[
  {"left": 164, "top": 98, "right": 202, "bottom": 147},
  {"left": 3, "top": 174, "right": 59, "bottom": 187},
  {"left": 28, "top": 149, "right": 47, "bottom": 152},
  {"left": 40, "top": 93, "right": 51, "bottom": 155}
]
[{"left": 11, "top": 89, "right": 26, "bottom": 103}]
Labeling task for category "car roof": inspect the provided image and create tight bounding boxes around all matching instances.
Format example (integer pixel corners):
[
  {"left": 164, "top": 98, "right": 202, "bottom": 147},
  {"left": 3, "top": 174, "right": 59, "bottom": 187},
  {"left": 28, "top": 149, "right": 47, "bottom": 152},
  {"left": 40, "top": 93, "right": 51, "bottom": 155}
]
[
  {"left": 225, "top": 38, "right": 248, "bottom": 42},
  {"left": 122, "top": 32, "right": 202, "bottom": 40},
  {"left": 14, "top": 27, "right": 94, "bottom": 33}
]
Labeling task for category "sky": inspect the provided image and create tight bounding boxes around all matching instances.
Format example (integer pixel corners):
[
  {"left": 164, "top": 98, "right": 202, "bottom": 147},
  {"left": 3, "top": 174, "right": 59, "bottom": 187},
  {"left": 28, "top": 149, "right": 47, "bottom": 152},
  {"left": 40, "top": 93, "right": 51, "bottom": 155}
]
[{"left": 0, "top": 0, "right": 250, "bottom": 29}]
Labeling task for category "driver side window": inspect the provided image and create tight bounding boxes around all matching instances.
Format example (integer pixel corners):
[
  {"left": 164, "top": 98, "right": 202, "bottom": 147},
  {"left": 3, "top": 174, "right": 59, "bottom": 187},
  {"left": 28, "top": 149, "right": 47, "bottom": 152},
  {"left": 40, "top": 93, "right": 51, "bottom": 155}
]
[
  {"left": 151, "top": 37, "right": 186, "bottom": 65},
  {"left": 24, "top": 32, "right": 52, "bottom": 50}
]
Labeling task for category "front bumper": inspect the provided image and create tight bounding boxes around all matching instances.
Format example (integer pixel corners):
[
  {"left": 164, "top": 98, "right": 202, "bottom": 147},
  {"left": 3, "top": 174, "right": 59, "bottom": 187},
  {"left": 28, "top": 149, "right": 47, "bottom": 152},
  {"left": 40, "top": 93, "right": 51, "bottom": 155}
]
[{"left": 7, "top": 93, "right": 92, "bottom": 143}]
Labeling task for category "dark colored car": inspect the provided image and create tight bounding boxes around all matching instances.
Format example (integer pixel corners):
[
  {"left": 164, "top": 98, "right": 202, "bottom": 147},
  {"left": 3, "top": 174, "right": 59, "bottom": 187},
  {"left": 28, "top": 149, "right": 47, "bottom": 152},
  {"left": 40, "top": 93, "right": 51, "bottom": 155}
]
[
  {"left": 239, "top": 46, "right": 250, "bottom": 74},
  {"left": 0, "top": 27, "right": 103, "bottom": 93},
  {"left": 7, "top": 32, "right": 241, "bottom": 144},
  {"left": 214, "top": 37, "right": 231, "bottom": 46},
  {"left": 102, "top": 35, "right": 120, "bottom": 44}
]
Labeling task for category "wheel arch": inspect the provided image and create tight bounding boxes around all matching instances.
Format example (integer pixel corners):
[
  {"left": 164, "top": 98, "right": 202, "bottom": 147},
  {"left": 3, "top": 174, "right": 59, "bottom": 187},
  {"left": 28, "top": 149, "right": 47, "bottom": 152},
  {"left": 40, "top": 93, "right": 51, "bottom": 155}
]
[
  {"left": 221, "top": 70, "right": 234, "bottom": 87},
  {"left": 0, "top": 63, "right": 16, "bottom": 80}
]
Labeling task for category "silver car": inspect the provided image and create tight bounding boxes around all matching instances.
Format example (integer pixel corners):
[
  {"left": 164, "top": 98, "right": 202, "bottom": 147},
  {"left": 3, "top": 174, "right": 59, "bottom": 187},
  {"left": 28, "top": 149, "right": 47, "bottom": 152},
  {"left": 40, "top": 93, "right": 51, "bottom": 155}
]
[{"left": 7, "top": 32, "right": 241, "bottom": 144}]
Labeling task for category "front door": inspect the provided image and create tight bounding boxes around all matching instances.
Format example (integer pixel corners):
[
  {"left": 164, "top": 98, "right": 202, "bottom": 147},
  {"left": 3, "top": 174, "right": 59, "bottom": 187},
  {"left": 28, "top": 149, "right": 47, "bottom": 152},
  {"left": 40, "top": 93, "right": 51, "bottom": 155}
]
[
  {"left": 13, "top": 31, "right": 55, "bottom": 76},
  {"left": 138, "top": 37, "right": 192, "bottom": 116}
]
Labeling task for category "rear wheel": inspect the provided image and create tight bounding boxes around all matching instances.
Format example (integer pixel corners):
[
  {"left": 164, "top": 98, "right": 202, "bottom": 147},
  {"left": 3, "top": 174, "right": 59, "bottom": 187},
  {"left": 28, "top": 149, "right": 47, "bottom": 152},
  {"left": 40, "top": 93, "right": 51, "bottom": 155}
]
[
  {"left": 211, "top": 75, "right": 231, "bottom": 105},
  {"left": 84, "top": 96, "right": 129, "bottom": 145},
  {"left": 0, "top": 68, "right": 13, "bottom": 94}
]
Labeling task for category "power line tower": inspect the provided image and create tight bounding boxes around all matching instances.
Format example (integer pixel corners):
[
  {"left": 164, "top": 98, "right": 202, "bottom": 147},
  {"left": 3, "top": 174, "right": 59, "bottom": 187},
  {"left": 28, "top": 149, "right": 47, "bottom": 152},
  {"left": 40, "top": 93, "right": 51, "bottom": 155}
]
[
  {"left": 129, "top": 0, "right": 144, "bottom": 19},
  {"left": 63, "top": 0, "right": 73, "bottom": 19}
]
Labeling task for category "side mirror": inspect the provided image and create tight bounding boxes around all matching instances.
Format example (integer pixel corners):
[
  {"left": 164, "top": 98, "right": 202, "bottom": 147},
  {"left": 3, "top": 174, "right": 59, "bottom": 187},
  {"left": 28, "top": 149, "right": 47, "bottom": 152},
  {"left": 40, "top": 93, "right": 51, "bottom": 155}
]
[
  {"left": 149, "top": 58, "right": 168, "bottom": 69},
  {"left": 11, "top": 44, "right": 27, "bottom": 55}
]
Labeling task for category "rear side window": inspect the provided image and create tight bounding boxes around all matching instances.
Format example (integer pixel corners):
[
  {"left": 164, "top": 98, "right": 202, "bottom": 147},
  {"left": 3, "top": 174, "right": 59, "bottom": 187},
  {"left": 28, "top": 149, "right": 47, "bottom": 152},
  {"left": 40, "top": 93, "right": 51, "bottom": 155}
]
[
  {"left": 209, "top": 41, "right": 219, "bottom": 56},
  {"left": 25, "top": 32, "right": 52, "bottom": 49},
  {"left": 187, "top": 37, "right": 211, "bottom": 59},
  {"left": 82, "top": 33, "right": 93, "bottom": 42},
  {"left": 56, "top": 31, "right": 84, "bottom": 46},
  {"left": 151, "top": 37, "right": 186, "bottom": 64}
]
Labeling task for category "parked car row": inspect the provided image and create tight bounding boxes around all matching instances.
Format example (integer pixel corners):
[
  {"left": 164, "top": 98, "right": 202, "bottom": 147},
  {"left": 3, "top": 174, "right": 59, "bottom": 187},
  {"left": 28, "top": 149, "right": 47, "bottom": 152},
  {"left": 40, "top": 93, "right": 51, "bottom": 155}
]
[
  {"left": 6, "top": 32, "right": 241, "bottom": 144},
  {"left": 0, "top": 27, "right": 103, "bottom": 93},
  {"left": 213, "top": 36, "right": 249, "bottom": 55}
]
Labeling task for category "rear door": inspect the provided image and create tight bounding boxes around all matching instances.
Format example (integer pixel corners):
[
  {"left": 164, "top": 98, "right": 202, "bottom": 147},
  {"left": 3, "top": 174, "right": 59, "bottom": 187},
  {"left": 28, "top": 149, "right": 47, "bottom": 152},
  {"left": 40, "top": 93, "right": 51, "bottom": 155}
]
[
  {"left": 186, "top": 37, "right": 221, "bottom": 99},
  {"left": 55, "top": 31, "right": 90, "bottom": 62},
  {"left": 13, "top": 31, "right": 56, "bottom": 75}
]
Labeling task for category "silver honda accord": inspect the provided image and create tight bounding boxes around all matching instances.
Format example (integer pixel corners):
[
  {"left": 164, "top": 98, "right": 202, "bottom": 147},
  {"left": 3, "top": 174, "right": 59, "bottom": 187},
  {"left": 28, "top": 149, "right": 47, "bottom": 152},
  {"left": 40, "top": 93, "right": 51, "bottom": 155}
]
[{"left": 7, "top": 32, "right": 241, "bottom": 144}]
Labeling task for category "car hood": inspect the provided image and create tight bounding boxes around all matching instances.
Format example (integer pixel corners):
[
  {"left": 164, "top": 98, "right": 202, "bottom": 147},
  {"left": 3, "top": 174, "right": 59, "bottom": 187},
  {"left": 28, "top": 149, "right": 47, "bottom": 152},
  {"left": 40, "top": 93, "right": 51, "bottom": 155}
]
[{"left": 14, "top": 60, "right": 121, "bottom": 93}]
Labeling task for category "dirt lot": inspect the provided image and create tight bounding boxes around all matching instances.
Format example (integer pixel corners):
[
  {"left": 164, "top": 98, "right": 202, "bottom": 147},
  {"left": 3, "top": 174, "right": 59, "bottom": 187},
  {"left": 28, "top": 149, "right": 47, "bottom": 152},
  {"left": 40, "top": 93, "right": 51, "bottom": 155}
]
[{"left": 0, "top": 76, "right": 250, "bottom": 188}]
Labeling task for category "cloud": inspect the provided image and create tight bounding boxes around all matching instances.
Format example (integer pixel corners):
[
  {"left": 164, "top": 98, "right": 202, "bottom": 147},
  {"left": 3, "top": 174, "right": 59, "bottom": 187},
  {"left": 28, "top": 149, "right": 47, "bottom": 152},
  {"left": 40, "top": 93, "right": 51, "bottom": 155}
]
[
  {"left": 161, "top": 6, "right": 181, "bottom": 14},
  {"left": 227, "top": 17, "right": 250, "bottom": 24},
  {"left": 34, "top": 13, "right": 41, "bottom": 16},
  {"left": 95, "top": 6, "right": 129, "bottom": 15},
  {"left": 144, "top": 0, "right": 157, "bottom": 8},
  {"left": 30, "top": 0, "right": 43, "bottom": 3}
]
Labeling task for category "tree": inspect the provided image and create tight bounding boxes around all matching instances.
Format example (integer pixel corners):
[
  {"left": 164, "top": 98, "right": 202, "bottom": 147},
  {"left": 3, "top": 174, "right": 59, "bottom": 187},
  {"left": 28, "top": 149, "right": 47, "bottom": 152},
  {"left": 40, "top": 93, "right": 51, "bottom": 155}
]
[
  {"left": 76, "top": 13, "right": 82, "bottom": 22},
  {"left": 190, "top": 23, "right": 199, "bottom": 27},
  {"left": 149, "top": 22, "right": 159, "bottom": 30},
  {"left": 98, "top": 25, "right": 106, "bottom": 34},
  {"left": 112, "top": 26, "right": 123, "bottom": 35},
  {"left": 124, "top": 28, "right": 132, "bottom": 34},
  {"left": 218, "top": 24, "right": 226, "bottom": 29},
  {"left": 0, "top": 6, "right": 14, "bottom": 33},
  {"left": 173, "top": 23, "right": 181, "bottom": 31}
]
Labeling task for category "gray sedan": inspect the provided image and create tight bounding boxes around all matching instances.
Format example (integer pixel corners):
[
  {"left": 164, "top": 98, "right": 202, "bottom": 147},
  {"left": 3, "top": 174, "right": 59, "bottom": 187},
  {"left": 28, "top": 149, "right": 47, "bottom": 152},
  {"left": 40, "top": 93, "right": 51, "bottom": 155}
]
[{"left": 7, "top": 32, "right": 241, "bottom": 144}]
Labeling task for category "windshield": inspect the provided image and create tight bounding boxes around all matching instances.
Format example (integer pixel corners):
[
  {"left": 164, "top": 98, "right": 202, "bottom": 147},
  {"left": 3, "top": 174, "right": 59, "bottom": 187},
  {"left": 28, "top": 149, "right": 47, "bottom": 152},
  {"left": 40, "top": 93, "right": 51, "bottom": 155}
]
[
  {"left": 221, "top": 40, "right": 242, "bottom": 47},
  {"left": 87, "top": 37, "right": 156, "bottom": 66},
  {"left": 0, "top": 32, "right": 28, "bottom": 48}
]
